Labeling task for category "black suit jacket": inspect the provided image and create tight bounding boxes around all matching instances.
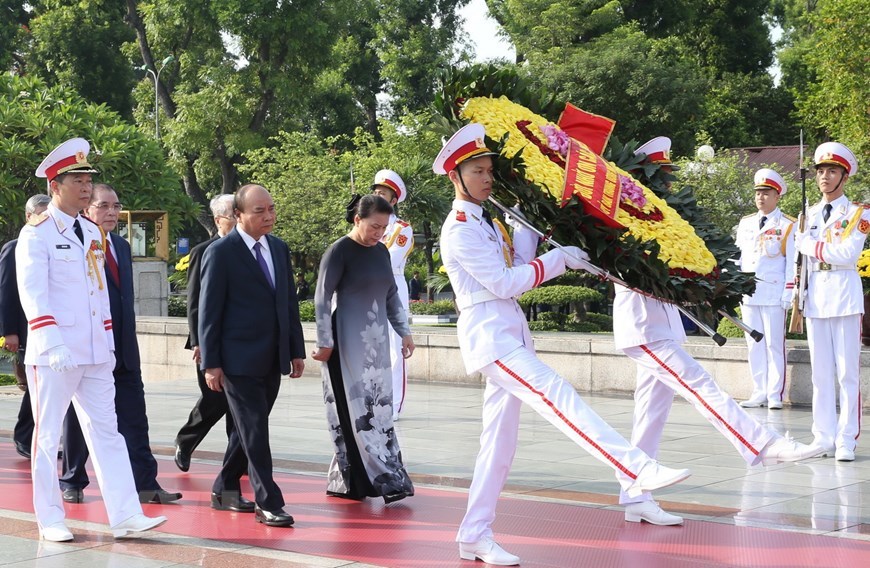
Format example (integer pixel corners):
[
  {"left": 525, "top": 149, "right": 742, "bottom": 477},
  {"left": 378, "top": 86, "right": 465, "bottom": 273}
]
[
  {"left": 185, "top": 235, "right": 219, "bottom": 350},
  {"left": 198, "top": 228, "right": 305, "bottom": 376},
  {"left": 106, "top": 234, "right": 140, "bottom": 371},
  {"left": 0, "top": 239, "right": 26, "bottom": 346}
]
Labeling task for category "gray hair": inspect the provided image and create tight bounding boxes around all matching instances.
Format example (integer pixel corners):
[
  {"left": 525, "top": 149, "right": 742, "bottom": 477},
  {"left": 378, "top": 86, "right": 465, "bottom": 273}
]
[
  {"left": 25, "top": 194, "right": 51, "bottom": 214},
  {"left": 209, "top": 194, "right": 235, "bottom": 218}
]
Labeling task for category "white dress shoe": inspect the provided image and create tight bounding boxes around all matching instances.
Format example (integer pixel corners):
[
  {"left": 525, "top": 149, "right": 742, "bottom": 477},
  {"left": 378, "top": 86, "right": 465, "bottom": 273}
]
[
  {"left": 760, "top": 436, "right": 824, "bottom": 465},
  {"left": 459, "top": 536, "right": 520, "bottom": 566},
  {"left": 41, "top": 522, "right": 73, "bottom": 542},
  {"left": 739, "top": 396, "right": 766, "bottom": 408},
  {"left": 625, "top": 461, "right": 691, "bottom": 498},
  {"left": 111, "top": 513, "right": 167, "bottom": 538},
  {"left": 625, "top": 501, "right": 684, "bottom": 526},
  {"left": 835, "top": 447, "right": 855, "bottom": 462},
  {"left": 767, "top": 400, "right": 783, "bottom": 410}
]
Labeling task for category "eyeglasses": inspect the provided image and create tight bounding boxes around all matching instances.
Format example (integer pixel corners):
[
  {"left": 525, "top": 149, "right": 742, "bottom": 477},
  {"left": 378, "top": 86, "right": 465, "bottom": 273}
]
[{"left": 92, "top": 203, "right": 123, "bottom": 211}]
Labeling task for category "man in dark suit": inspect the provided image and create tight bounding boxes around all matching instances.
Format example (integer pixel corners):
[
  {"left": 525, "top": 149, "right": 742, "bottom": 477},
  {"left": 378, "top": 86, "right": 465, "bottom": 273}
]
[
  {"left": 1, "top": 194, "right": 51, "bottom": 459},
  {"left": 173, "top": 194, "right": 242, "bottom": 472},
  {"left": 199, "top": 184, "right": 305, "bottom": 527},
  {"left": 59, "top": 184, "right": 182, "bottom": 505}
]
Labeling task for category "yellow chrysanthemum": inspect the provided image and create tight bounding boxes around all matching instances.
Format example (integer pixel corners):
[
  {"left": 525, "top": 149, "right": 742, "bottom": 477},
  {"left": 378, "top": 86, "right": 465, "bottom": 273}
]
[
  {"left": 460, "top": 95, "right": 716, "bottom": 276},
  {"left": 857, "top": 249, "right": 870, "bottom": 278},
  {"left": 175, "top": 254, "right": 190, "bottom": 271}
]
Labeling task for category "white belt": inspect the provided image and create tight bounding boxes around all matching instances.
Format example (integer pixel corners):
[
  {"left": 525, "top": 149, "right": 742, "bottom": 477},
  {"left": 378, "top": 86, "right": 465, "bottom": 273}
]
[
  {"left": 809, "top": 262, "right": 854, "bottom": 272},
  {"left": 456, "top": 289, "right": 501, "bottom": 311}
]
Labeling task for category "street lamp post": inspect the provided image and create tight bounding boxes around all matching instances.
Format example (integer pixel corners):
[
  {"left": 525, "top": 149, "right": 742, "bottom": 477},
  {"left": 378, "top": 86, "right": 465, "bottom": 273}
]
[{"left": 139, "top": 55, "right": 175, "bottom": 139}]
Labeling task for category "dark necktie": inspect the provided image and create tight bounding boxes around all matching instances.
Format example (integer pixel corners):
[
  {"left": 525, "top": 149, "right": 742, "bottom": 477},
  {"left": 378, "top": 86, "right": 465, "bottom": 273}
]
[
  {"left": 759, "top": 216, "right": 767, "bottom": 230},
  {"left": 253, "top": 242, "right": 275, "bottom": 289},
  {"left": 104, "top": 242, "right": 121, "bottom": 286},
  {"left": 73, "top": 219, "right": 84, "bottom": 244},
  {"left": 822, "top": 203, "right": 832, "bottom": 223},
  {"left": 481, "top": 208, "right": 496, "bottom": 232}
]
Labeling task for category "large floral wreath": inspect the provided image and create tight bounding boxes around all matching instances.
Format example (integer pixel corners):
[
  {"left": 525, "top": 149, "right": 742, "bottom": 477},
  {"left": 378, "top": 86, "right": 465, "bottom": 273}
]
[{"left": 434, "top": 65, "right": 754, "bottom": 312}]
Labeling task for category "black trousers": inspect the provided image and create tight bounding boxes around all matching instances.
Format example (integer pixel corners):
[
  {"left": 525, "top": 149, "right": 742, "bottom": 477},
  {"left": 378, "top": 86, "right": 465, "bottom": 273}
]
[
  {"left": 213, "top": 365, "right": 284, "bottom": 511},
  {"left": 60, "top": 367, "right": 160, "bottom": 492},
  {"left": 174, "top": 364, "right": 240, "bottom": 458},
  {"left": 13, "top": 390, "right": 34, "bottom": 448}
]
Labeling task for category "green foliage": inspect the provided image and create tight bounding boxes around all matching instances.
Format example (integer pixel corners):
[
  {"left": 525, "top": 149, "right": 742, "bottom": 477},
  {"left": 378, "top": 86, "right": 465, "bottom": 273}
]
[
  {"left": 167, "top": 295, "right": 186, "bottom": 317},
  {"left": 410, "top": 300, "right": 456, "bottom": 315},
  {"left": 717, "top": 307, "right": 807, "bottom": 340},
  {"left": 0, "top": 73, "right": 196, "bottom": 242},
  {"left": 799, "top": 0, "right": 870, "bottom": 185},
  {"left": 298, "top": 300, "right": 315, "bottom": 322},
  {"left": 25, "top": 0, "right": 136, "bottom": 117},
  {"left": 518, "top": 285, "right": 603, "bottom": 308},
  {"left": 584, "top": 312, "right": 613, "bottom": 331}
]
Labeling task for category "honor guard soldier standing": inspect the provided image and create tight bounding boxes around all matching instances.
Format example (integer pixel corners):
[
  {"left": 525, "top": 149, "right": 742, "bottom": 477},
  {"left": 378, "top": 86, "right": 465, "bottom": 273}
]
[
  {"left": 371, "top": 169, "right": 414, "bottom": 420},
  {"left": 614, "top": 142, "right": 816, "bottom": 528},
  {"left": 16, "top": 138, "right": 166, "bottom": 542},
  {"left": 435, "top": 124, "right": 692, "bottom": 566},
  {"left": 736, "top": 169, "right": 796, "bottom": 409},
  {"left": 795, "top": 142, "right": 865, "bottom": 462}
]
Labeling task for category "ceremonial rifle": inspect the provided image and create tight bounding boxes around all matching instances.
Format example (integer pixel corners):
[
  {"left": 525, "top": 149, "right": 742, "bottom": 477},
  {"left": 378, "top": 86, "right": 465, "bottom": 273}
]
[
  {"left": 788, "top": 131, "right": 808, "bottom": 334},
  {"left": 487, "top": 197, "right": 752, "bottom": 346}
]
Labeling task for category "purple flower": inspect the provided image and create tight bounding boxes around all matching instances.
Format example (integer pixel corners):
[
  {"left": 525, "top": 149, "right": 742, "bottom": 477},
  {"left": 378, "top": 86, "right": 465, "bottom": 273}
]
[{"left": 619, "top": 175, "right": 647, "bottom": 208}]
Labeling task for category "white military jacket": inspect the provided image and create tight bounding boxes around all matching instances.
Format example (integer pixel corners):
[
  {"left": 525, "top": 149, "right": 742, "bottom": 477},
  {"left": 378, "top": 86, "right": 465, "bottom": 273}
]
[
  {"left": 735, "top": 208, "right": 796, "bottom": 306},
  {"left": 798, "top": 195, "right": 870, "bottom": 318},
  {"left": 440, "top": 199, "right": 567, "bottom": 374},
  {"left": 16, "top": 203, "right": 114, "bottom": 365},
  {"left": 382, "top": 213, "right": 414, "bottom": 307},
  {"left": 612, "top": 286, "right": 685, "bottom": 350}
]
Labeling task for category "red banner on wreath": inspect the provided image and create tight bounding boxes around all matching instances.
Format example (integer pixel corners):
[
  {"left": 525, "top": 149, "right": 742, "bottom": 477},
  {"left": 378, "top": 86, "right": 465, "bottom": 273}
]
[{"left": 562, "top": 139, "right": 624, "bottom": 228}]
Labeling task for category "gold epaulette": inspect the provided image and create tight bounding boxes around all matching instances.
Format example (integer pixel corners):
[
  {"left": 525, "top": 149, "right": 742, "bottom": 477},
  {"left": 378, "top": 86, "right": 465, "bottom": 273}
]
[
  {"left": 852, "top": 201, "right": 870, "bottom": 209},
  {"left": 782, "top": 213, "right": 796, "bottom": 222},
  {"left": 27, "top": 213, "right": 49, "bottom": 226},
  {"left": 741, "top": 213, "right": 755, "bottom": 220}
]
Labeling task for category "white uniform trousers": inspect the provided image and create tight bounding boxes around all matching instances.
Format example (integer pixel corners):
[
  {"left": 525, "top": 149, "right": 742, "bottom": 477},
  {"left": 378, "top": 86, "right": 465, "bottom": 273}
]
[
  {"left": 26, "top": 362, "right": 141, "bottom": 529},
  {"left": 616, "top": 339, "right": 775, "bottom": 505},
  {"left": 741, "top": 304, "right": 787, "bottom": 404},
  {"left": 457, "top": 346, "right": 653, "bottom": 544},
  {"left": 806, "top": 314, "right": 863, "bottom": 452},
  {"left": 619, "top": 367, "right": 675, "bottom": 505},
  {"left": 388, "top": 310, "right": 408, "bottom": 418}
]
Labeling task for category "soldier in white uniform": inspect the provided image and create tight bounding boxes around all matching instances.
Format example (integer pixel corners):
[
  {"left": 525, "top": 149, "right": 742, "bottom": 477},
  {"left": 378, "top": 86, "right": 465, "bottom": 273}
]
[
  {"left": 435, "top": 124, "right": 693, "bottom": 566},
  {"left": 371, "top": 169, "right": 414, "bottom": 420},
  {"left": 17, "top": 138, "right": 166, "bottom": 542},
  {"left": 735, "top": 169, "right": 796, "bottom": 409},
  {"left": 614, "top": 146, "right": 816, "bottom": 527},
  {"left": 795, "top": 142, "right": 865, "bottom": 462}
]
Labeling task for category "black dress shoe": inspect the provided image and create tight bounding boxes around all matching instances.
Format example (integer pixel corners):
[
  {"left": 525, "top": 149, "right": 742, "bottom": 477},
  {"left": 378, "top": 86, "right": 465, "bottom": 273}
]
[
  {"left": 211, "top": 491, "right": 255, "bottom": 513},
  {"left": 139, "top": 489, "right": 183, "bottom": 504},
  {"left": 62, "top": 488, "right": 84, "bottom": 504},
  {"left": 383, "top": 490, "right": 412, "bottom": 504},
  {"left": 174, "top": 445, "right": 191, "bottom": 472},
  {"left": 14, "top": 441, "right": 30, "bottom": 459},
  {"left": 254, "top": 506, "right": 294, "bottom": 527}
]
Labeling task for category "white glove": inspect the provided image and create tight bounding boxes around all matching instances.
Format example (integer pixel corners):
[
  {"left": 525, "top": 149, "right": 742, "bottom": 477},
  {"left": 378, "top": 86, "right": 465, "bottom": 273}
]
[
  {"left": 503, "top": 206, "right": 524, "bottom": 231},
  {"left": 562, "top": 246, "right": 591, "bottom": 270},
  {"left": 780, "top": 290, "right": 793, "bottom": 312},
  {"left": 46, "top": 345, "right": 77, "bottom": 373},
  {"left": 794, "top": 230, "right": 811, "bottom": 254}
]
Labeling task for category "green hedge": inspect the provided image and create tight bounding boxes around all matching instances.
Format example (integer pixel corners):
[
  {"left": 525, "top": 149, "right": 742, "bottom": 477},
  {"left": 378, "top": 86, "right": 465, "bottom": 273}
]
[
  {"left": 716, "top": 307, "right": 807, "bottom": 340},
  {"left": 518, "top": 285, "right": 602, "bottom": 307},
  {"left": 298, "top": 300, "right": 315, "bottom": 322},
  {"left": 410, "top": 300, "right": 456, "bottom": 315},
  {"left": 168, "top": 295, "right": 187, "bottom": 318}
]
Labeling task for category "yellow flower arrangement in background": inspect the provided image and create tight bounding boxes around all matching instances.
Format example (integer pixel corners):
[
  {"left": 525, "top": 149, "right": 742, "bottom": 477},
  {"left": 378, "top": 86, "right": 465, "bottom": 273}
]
[
  {"left": 460, "top": 95, "right": 716, "bottom": 276},
  {"left": 175, "top": 254, "right": 190, "bottom": 272}
]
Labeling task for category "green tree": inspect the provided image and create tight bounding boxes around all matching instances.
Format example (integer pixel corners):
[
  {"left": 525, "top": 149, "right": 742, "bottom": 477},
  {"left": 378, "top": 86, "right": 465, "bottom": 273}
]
[
  {"left": 0, "top": 73, "right": 197, "bottom": 243},
  {"left": 798, "top": 0, "right": 870, "bottom": 173},
  {"left": 17, "top": 1, "right": 136, "bottom": 117}
]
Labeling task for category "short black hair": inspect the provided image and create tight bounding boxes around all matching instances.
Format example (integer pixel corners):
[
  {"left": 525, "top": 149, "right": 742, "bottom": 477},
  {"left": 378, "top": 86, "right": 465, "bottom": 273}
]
[{"left": 356, "top": 194, "right": 393, "bottom": 219}]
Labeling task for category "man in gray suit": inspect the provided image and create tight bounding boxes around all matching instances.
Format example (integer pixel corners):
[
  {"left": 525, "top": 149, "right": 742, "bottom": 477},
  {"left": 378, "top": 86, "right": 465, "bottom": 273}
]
[{"left": 199, "top": 184, "right": 305, "bottom": 527}]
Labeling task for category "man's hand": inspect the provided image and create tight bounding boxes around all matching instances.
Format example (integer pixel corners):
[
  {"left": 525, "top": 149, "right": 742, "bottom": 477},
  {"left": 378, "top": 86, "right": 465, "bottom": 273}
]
[
  {"left": 289, "top": 358, "right": 305, "bottom": 378},
  {"left": 562, "top": 246, "right": 591, "bottom": 270},
  {"left": 205, "top": 367, "right": 224, "bottom": 392},
  {"left": 192, "top": 345, "right": 201, "bottom": 365},
  {"left": 3, "top": 334, "right": 19, "bottom": 352},
  {"left": 401, "top": 335, "right": 415, "bottom": 359},
  {"left": 46, "top": 345, "right": 76, "bottom": 373},
  {"left": 311, "top": 347, "right": 333, "bottom": 362}
]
